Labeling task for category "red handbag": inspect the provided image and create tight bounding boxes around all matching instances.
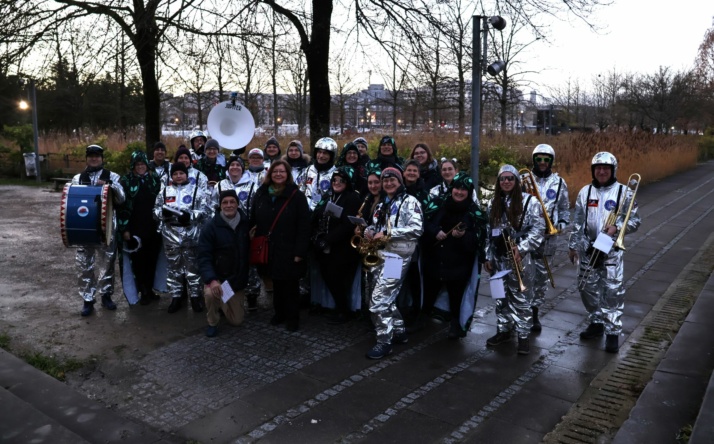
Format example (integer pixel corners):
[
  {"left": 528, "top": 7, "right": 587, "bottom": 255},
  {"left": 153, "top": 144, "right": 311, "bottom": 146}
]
[{"left": 250, "top": 190, "right": 297, "bottom": 266}]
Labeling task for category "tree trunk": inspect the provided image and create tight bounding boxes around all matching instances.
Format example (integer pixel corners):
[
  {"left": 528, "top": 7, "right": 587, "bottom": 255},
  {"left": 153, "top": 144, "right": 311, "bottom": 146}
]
[
  {"left": 133, "top": 25, "right": 160, "bottom": 152},
  {"left": 306, "top": 0, "right": 333, "bottom": 152}
]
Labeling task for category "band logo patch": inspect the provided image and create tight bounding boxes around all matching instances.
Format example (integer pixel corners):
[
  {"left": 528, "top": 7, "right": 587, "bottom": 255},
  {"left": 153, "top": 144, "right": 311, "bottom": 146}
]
[
  {"left": 604, "top": 199, "right": 617, "bottom": 211},
  {"left": 189, "top": 177, "right": 196, "bottom": 184},
  {"left": 238, "top": 191, "right": 248, "bottom": 201},
  {"left": 182, "top": 195, "right": 193, "bottom": 204},
  {"left": 319, "top": 180, "right": 331, "bottom": 191},
  {"left": 546, "top": 189, "right": 557, "bottom": 200},
  {"left": 587, "top": 199, "right": 599, "bottom": 207},
  {"left": 77, "top": 206, "right": 89, "bottom": 217}
]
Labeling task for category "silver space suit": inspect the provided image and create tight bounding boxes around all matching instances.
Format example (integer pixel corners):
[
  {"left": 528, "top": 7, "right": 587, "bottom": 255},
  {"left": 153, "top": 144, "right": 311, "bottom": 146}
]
[
  {"left": 154, "top": 179, "right": 210, "bottom": 302},
  {"left": 366, "top": 192, "right": 423, "bottom": 344},
  {"left": 486, "top": 192, "right": 545, "bottom": 339},
  {"left": 525, "top": 170, "right": 570, "bottom": 307},
  {"left": 72, "top": 169, "right": 126, "bottom": 302},
  {"left": 301, "top": 164, "right": 337, "bottom": 211},
  {"left": 569, "top": 172, "right": 640, "bottom": 336},
  {"left": 213, "top": 172, "right": 256, "bottom": 216}
]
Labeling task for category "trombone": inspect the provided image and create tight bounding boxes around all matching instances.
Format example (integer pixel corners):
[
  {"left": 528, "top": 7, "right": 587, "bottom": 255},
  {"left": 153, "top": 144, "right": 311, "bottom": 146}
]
[
  {"left": 578, "top": 173, "right": 640, "bottom": 289},
  {"left": 519, "top": 168, "right": 557, "bottom": 288},
  {"left": 502, "top": 224, "right": 527, "bottom": 292}
]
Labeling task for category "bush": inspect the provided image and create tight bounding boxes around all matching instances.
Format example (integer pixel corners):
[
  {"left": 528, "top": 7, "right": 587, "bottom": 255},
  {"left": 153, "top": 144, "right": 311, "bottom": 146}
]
[{"left": 698, "top": 128, "right": 714, "bottom": 161}]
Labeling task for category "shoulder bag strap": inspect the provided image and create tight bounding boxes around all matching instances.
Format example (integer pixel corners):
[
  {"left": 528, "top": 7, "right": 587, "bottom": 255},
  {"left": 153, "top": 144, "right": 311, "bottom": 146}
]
[{"left": 268, "top": 189, "right": 298, "bottom": 235}]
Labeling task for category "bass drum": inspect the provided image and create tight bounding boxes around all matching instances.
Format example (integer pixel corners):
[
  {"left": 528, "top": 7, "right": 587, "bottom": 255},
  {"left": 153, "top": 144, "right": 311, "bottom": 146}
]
[{"left": 60, "top": 184, "right": 113, "bottom": 247}]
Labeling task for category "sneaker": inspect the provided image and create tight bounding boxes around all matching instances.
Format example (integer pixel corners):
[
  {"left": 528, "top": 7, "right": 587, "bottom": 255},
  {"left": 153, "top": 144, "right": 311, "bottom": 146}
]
[
  {"left": 392, "top": 331, "right": 409, "bottom": 344},
  {"left": 80, "top": 300, "right": 95, "bottom": 317},
  {"left": 190, "top": 297, "right": 204, "bottom": 313},
  {"left": 205, "top": 326, "right": 218, "bottom": 337},
  {"left": 531, "top": 306, "right": 542, "bottom": 332},
  {"left": 101, "top": 295, "right": 116, "bottom": 310},
  {"left": 486, "top": 331, "right": 512, "bottom": 346},
  {"left": 580, "top": 323, "right": 605, "bottom": 340},
  {"left": 366, "top": 342, "right": 393, "bottom": 359},
  {"left": 605, "top": 334, "right": 620, "bottom": 353},
  {"left": 167, "top": 298, "right": 182, "bottom": 314},
  {"left": 517, "top": 336, "right": 530, "bottom": 355}
]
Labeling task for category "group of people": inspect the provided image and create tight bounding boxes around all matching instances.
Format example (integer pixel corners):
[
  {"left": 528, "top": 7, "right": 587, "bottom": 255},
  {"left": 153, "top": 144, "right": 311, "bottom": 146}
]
[{"left": 70, "top": 131, "right": 640, "bottom": 358}]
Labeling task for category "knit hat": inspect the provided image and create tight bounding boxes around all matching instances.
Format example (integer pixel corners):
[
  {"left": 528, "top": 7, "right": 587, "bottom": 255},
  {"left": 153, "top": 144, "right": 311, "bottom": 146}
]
[
  {"left": 174, "top": 146, "right": 192, "bottom": 162},
  {"left": 498, "top": 164, "right": 520, "bottom": 181},
  {"left": 353, "top": 137, "right": 368, "bottom": 149},
  {"left": 227, "top": 155, "right": 244, "bottom": 170},
  {"left": 171, "top": 161, "right": 188, "bottom": 176},
  {"left": 153, "top": 141, "right": 167, "bottom": 151},
  {"left": 381, "top": 167, "right": 403, "bottom": 185},
  {"left": 248, "top": 148, "right": 264, "bottom": 158},
  {"left": 288, "top": 140, "right": 304, "bottom": 156},
  {"left": 451, "top": 172, "right": 475, "bottom": 193},
  {"left": 205, "top": 139, "right": 220, "bottom": 151},
  {"left": 265, "top": 137, "right": 280, "bottom": 153},
  {"left": 130, "top": 150, "right": 149, "bottom": 169},
  {"left": 332, "top": 166, "right": 355, "bottom": 190},
  {"left": 219, "top": 189, "right": 239, "bottom": 205}
]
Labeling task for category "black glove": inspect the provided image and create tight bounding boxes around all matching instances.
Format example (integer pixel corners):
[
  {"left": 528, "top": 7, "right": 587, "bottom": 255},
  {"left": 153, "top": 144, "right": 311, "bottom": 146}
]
[
  {"left": 162, "top": 208, "right": 173, "bottom": 218},
  {"left": 177, "top": 211, "right": 191, "bottom": 226}
]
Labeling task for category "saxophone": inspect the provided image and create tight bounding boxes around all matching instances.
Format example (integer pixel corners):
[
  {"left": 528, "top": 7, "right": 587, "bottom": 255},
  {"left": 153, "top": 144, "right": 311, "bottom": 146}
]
[{"left": 351, "top": 196, "right": 391, "bottom": 267}]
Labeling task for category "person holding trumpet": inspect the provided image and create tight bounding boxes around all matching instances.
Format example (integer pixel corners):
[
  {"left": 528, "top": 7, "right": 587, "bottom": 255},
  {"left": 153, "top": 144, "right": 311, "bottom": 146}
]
[
  {"left": 484, "top": 165, "right": 545, "bottom": 355},
  {"left": 521, "top": 144, "right": 570, "bottom": 332},
  {"left": 568, "top": 152, "right": 641, "bottom": 353}
]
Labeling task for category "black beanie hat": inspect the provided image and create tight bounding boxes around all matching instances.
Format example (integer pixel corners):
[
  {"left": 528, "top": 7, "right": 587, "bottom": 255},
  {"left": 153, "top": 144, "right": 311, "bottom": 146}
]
[
  {"left": 219, "top": 189, "right": 239, "bottom": 205},
  {"left": 174, "top": 146, "right": 192, "bottom": 162},
  {"left": 171, "top": 162, "right": 188, "bottom": 176},
  {"left": 205, "top": 139, "right": 220, "bottom": 151}
]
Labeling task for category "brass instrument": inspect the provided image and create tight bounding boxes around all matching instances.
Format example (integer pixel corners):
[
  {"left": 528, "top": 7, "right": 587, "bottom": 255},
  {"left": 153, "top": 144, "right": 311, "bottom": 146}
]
[
  {"left": 502, "top": 225, "right": 527, "bottom": 292},
  {"left": 434, "top": 222, "right": 466, "bottom": 246},
  {"left": 578, "top": 173, "right": 640, "bottom": 289},
  {"left": 519, "top": 168, "right": 556, "bottom": 288},
  {"left": 350, "top": 198, "right": 391, "bottom": 267}
]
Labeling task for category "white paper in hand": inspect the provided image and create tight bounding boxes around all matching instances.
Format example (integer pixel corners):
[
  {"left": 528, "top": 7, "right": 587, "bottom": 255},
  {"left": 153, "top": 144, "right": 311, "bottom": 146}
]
[
  {"left": 325, "top": 201, "right": 343, "bottom": 218},
  {"left": 382, "top": 252, "right": 403, "bottom": 279},
  {"left": 221, "top": 281, "right": 234, "bottom": 303},
  {"left": 489, "top": 269, "right": 511, "bottom": 299},
  {"left": 593, "top": 232, "right": 614, "bottom": 254}
]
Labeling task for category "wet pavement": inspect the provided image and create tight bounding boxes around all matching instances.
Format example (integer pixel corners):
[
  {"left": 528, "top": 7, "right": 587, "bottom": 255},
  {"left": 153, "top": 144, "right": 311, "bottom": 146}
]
[{"left": 1, "top": 161, "right": 713, "bottom": 443}]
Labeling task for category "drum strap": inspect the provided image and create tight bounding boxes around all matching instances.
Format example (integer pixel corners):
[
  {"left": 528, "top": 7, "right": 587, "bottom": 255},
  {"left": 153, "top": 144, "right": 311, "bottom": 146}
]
[{"left": 79, "top": 168, "right": 111, "bottom": 185}]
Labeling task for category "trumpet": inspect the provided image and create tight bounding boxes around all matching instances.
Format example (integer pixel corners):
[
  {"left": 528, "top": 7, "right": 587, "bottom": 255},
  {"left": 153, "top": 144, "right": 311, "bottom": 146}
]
[
  {"left": 578, "top": 173, "right": 640, "bottom": 289},
  {"left": 502, "top": 225, "right": 527, "bottom": 292},
  {"left": 519, "top": 168, "right": 556, "bottom": 287}
]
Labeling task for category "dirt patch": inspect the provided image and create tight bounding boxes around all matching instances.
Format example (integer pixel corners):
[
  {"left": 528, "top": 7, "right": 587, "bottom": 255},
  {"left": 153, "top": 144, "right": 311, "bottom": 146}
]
[{"left": 0, "top": 185, "right": 206, "bottom": 365}]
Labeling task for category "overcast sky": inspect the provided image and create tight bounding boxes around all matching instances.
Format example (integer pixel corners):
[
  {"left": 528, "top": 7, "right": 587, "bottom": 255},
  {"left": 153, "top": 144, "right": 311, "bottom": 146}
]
[{"left": 526, "top": 0, "right": 712, "bottom": 95}]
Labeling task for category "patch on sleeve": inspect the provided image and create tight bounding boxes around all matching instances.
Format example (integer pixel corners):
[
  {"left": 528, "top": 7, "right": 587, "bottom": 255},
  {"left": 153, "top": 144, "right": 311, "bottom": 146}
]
[{"left": 587, "top": 199, "right": 599, "bottom": 207}]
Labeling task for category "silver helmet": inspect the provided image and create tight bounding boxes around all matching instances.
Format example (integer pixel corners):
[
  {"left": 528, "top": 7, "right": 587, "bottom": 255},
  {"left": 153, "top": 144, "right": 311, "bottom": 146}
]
[
  {"left": 314, "top": 137, "right": 338, "bottom": 154},
  {"left": 189, "top": 130, "right": 208, "bottom": 146},
  {"left": 532, "top": 144, "right": 555, "bottom": 161},
  {"left": 591, "top": 151, "right": 618, "bottom": 178}
]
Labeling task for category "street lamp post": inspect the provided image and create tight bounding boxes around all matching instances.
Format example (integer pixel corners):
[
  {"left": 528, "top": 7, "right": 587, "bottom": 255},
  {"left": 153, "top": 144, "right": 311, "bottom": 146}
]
[
  {"left": 471, "top": 15, "right": 507, "bottom": 188},
  {"left": 20, "top": 79, "right": 41, "bottom": 183}
]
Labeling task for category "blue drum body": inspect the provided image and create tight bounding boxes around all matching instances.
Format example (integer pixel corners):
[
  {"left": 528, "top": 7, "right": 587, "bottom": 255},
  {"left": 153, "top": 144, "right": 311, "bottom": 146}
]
[{"left": 60, "top": 184, "right": 113, "bottom": 247}]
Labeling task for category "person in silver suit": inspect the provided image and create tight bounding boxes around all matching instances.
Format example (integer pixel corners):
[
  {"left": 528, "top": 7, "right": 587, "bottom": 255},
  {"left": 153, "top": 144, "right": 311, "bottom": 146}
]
[
  {"left": 484, "top": 165, "right": 545, "bottom": 355},
  {"left": 568, "top": 152, "right": 640, "bottom": 353},
  {"left": 523, "top": 144, "right": 570, "bottom": 332},
  {"left": 73, "top": 144, "right": 126, "bottom": 316},
  {"left": 301, "top": 137, "right": 338, "bottom": 211},
  {"left": 364, "top": 167, "right": 423, "bottom": 359},
  {"left": 154, "top": 161, "right": 211, "bottom": 314}
]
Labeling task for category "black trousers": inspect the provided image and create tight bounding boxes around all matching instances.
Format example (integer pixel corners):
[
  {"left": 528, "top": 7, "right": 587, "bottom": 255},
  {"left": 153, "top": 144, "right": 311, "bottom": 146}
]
[
  {"left": 422, "top": 277, "right": 469, "bottom": 320},
  {"left": 318, "top": 254, "right": 359, "bottom": 315},
  {"left": 130, "top": 232, "right": 161, "bottom": 295},
  {"left": 273, "top": 279, "right": 300, "bottom": 324}
]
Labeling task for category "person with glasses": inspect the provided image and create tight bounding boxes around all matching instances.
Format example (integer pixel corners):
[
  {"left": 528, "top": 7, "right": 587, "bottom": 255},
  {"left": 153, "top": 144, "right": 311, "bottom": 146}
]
[
  {"left": 430, "top": 159, "right": 459, "bottom": 199},
  {"left": 484, "top": 165, "right": 544, "bottom": 355},
  {"left": 523, "top": 144, "right": 570, "bottom": 332},
  {"left": 363, "top": 167, "right": 423, "bottom": 359},
  {"left": 302, "top": 137, "right": 338, "bottom": 211},
  {"left": 409, "top": 143, "right": 440, "bottom": 189},
  {"left": 250, "top": 160, "right": 311, "bottom": 331},
  {"left": 336, "top": 142, "right": 367, "bottom": 195},
  {"left": 310, "top": 167, "right": 362, "bottom": 324}
]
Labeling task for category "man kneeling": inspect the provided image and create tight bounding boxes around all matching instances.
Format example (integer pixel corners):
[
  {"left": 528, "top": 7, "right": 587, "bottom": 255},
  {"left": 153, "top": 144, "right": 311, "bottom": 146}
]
[{"left": 197, "top": 190, "right": 250, "bottom": 337}]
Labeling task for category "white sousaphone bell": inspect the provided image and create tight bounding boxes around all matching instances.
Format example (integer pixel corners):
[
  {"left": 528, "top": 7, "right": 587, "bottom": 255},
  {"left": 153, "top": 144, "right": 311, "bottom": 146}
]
[{"left": 206, "top": 93, "right": 256, "bottom": 151}]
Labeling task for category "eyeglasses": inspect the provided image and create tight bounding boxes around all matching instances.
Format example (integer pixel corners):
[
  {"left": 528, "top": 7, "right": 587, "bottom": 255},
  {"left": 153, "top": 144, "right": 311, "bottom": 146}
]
[
  {"left": 499, "top": 176, "right": 516, "bottom": 182},
  {"left": 534, "top": 156, "right": 552, "bottom": 163},
  {"left": 331, "top": 177, "right": 345, "bottom": 184}
]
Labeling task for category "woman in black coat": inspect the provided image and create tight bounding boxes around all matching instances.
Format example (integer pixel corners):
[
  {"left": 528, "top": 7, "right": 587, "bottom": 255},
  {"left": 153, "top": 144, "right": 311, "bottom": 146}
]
[
  {"left": 250, "top": 159, "right": 311, "bottom": 331},
  {"left": 421, "top": 172, "right": 488, "bottom": 339},
  {"left": 311, "top": 166, "right": 362, "bottom": 324}
]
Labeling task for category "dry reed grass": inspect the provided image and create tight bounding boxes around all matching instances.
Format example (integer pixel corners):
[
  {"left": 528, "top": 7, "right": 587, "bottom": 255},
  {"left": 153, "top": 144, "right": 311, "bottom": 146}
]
[{"left": 25, "top": 130, "right": 701, "bottom": 204}]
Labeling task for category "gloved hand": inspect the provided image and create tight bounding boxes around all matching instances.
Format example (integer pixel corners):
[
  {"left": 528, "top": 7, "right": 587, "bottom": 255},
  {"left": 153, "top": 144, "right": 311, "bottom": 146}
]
[{"left": 177, "top": 211, "right": 191, "bottom": 226}]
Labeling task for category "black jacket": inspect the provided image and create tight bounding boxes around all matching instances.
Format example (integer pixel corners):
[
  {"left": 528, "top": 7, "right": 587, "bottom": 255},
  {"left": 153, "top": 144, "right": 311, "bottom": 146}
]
[
  {"left": 421, "top": 199, "right": 488, "bottom": 281},
  {"left": 311, "top": 189, "right": 362, "bottom": 262},
  {"left": 250, "top": 183, "right": 311, "bottom": 280},
  {"left": 197, "top": 210, "right": 250, "bottom": 291}
]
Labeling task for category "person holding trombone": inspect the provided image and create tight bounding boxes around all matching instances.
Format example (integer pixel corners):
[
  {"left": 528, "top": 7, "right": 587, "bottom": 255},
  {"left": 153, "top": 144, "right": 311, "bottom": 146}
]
[
  {"left": 520, "top": 144, "right": 570, "bottom": 332},
  {"left": 568, "top": 152, "right": 641, "bottom": 353}
]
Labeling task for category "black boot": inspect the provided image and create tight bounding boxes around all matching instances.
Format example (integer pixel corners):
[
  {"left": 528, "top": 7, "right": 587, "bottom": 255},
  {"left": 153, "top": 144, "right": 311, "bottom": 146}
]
[
  {"left": 167, "top": 298, "right": 182, "bottom": 314},
  {"left": 605, "top": 334, "right": 620, "bottom": 353},
  {"left": 101, "top": 294, "right": 117, "bottom": 310},
  {"left": 190, "top": 297, "right": 204, "bottom": 313},
  {"left": 247, "top": 294, "right": 258, "bottom": 312},
  {"left": 517, "top": 336, "right": 530, "bottom": 355},
  {"left": 486, "top": 331, "right": 512, "bottom": 346},
  {"left": 80, "top": 300, "right": 95, "bottom": 317},
  {"left": 580, "top": 323, "right": 605, "bottom": 340},
  {"left": 531, "top": 306, "right": 542, "bottom": 332},
  {"left": 448, "top": 318, "right": 466, "bottom": 339}
]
